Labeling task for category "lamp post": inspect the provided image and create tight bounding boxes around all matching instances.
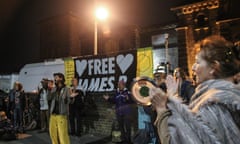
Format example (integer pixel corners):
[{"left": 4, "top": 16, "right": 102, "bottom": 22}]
[
  {"left": 164, "top": 33, "right": 170, "bottom": 74},
  {"left": 94, "top": 7, "right": 108, "bottom": 55}
]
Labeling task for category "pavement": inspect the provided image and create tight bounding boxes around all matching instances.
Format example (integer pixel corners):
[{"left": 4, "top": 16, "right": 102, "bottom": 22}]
[{"left": 0, "top": 130, "right": 113, "bottom": 144}]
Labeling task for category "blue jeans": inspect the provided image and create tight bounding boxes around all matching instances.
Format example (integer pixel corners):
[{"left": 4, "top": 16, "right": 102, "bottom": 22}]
[{"left": 13, "top": 108, "right": 23, "bottom": 130}]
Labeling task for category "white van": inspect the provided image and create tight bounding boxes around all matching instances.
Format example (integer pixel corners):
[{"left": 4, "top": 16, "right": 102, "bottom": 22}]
[{"left": 18, "top": 59, "right": 65, "bottom": 93}]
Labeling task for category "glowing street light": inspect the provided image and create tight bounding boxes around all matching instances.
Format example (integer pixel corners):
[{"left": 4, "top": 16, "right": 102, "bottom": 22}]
[
  {"left": 95, "top": 7, "right": 108, "bottom": 20},
  {"left": 94, "top": 7, "right": 108, "bottom": 55}
]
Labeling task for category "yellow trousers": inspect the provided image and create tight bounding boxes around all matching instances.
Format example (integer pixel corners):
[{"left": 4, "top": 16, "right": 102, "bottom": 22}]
[{"left": 49, "top": 115, "right": 70, "bottom": 144}]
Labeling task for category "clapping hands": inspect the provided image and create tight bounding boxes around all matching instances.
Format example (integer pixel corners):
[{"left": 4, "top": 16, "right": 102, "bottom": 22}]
[
  {"left": 150, "top": 74, "right": 179, "bottom": 114},
  {"left": 150, "top": 87, "right": 168, "bottom": 114},
  {"left": 165, "top": 74, "right": 179, "bottom": 97}
]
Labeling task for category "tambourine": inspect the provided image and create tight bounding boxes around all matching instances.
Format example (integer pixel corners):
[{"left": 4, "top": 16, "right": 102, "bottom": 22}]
[{"left": 131, "top": 76, "right": 157, "bottom": 106}]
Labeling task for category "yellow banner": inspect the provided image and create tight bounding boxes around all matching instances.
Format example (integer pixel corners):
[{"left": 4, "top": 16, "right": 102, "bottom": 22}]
[
  {"left": 64, "top": 58, "right": 75, "bottom": 86},
  {"left": 136, "top": 47, "right": 153, "bottom": 78}
]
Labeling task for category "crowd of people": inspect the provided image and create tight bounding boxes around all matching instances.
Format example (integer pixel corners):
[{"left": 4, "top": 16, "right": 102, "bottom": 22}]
[
  {"left": 0, "top": 34, "right": 239, "bottom": 144},
  {"left": 0, "top": 73, "right": 86, "bottom": 143},
  {"left": 109, "top": 35, "right": 240, "bottom": 144},
  {"left": 151, "top": 35, "right": 240, "bottom": 144}
]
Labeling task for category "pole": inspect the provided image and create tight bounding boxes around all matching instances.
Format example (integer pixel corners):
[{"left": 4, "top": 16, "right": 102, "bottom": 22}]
[
  {"left": 165, "top": 33, "right": 169, "bottom": 62},
  {"left": 94, "top": 20, "right": 98, "bottom": 55},
  {"left": 165, "top": 33, "right": 169, "bottom": 74}
]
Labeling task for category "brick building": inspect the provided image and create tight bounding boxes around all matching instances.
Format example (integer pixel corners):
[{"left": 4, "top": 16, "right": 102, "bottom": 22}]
[
  {"left": 171, "top": 0, "right": 240, "bottom": 76},
  {"left": 38, "top": 0, "right": 240, "bottom": 136},
  {"left": 39, "top": 12, "right": 136, "bottom": 60},
  {"left": 138, "top": 0, "right": 240, "bottom": 77}
]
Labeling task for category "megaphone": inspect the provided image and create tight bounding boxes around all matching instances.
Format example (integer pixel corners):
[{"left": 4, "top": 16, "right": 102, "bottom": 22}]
[{"left": 130, "top": 76, "right": 157, "bottom": 106}]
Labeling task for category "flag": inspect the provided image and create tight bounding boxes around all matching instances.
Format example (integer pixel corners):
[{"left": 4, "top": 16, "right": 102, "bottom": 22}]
[
  {"left": 136, "top": 47, "right": 153, "bottom": 78},
  {"left": 64, "top": 57, "right": 75, "bottom": 86}
]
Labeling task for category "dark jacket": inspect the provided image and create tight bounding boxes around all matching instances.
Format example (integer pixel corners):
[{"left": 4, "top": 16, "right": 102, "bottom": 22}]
[
  {"left": 9, "top": 90, "right": 26, "bottom": 111},
  {"left": 108, "top": 88, "right": 134, "bottom": 116},
  {"left": 69, "top": 89, "right": 85, "bottom": 111},
  {"left": 180, "top": 80, "right": 195, "bottom": 104}
]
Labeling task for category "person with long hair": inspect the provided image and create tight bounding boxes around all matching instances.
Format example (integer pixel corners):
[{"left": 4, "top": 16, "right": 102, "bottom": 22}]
[
  {"left": 69, "top": 77, "right": 85, "bottom": 137},
  {"left": 173, "top": 67, "right": 195, "bottom": 104},
  {"left": 48, "top": 73, "right": 76, "bottom": 144},
  {"left": 9, "top": 82, "right": 26, "bottom": 133},
  {"left": 151, "top": 35, "right": 240, "bottom": 144}
]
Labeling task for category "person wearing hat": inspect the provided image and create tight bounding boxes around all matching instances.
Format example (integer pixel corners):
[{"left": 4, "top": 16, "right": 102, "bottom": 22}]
[
  {"left": 103, "top": 79, "right": 135, "bottom": 144},
  {"left": 48, "top": 73, "right": 77, "bottom": 144}
]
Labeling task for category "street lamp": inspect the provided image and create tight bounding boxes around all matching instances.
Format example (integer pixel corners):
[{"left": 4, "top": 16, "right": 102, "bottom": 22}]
[{"left": 94, "top": 7, "right": 108, "bottom": 55}]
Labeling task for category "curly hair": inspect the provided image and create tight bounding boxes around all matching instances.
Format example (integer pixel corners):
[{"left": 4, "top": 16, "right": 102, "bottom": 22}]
[{"left": 195, "top": 35, "right": 240, "bottom": 78}]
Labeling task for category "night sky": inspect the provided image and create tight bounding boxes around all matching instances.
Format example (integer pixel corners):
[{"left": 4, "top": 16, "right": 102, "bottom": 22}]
[{"left": 0, "top": 0, "right": 214, "bottom": 73}]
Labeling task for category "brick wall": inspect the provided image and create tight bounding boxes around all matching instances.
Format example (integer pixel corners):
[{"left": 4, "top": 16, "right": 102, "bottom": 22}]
[{"left": 81, "top": 93, "right": 139, "bottom": 136}]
